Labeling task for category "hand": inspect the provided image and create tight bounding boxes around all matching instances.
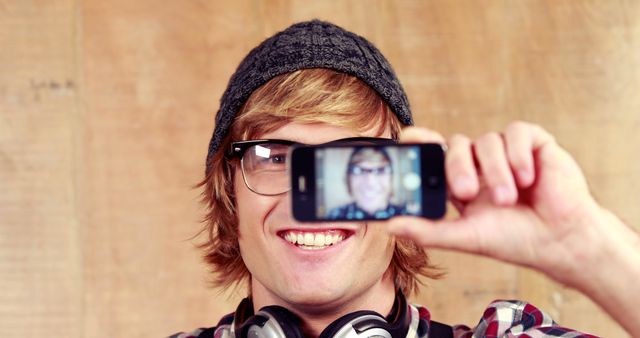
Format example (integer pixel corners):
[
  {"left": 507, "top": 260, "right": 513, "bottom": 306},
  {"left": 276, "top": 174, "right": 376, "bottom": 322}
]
[
  {"left": 387, "top": 121, "right": 632, "bottom": 285},
  {"left": 386, "top": 121, "right": 640, "bottom": 335}
]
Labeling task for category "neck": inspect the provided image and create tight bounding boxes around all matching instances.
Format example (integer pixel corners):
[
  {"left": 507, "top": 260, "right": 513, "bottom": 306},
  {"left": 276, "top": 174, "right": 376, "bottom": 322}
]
[{"left": 250, "top": 274, "right": 397, "bottom": 338}]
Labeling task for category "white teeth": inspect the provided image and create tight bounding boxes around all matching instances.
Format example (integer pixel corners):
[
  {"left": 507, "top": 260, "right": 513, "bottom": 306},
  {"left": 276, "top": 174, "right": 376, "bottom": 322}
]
[
  {"left": 285, "top": 233, "right": 295, "bottom": 243},
  {"left": 282, "top": 231, "right": 347, "bottom": 249},
  {"left": 314, "top": 233, "right": 325, "bottom": 246},
  {"left": 304, "top": 233, "right": 314, "bottom": 246},
  {"left": 324, "top": 234, "right": 332, "bottom": 246}
]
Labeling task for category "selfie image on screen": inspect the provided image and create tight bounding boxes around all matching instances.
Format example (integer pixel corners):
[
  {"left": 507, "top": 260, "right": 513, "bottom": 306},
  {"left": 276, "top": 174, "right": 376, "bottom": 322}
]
[{"left": 314, "top": 146, "right": 422, "bottom": 220}]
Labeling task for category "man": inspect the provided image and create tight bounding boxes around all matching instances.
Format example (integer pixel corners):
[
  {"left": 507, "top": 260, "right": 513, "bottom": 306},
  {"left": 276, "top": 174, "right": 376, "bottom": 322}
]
[
  {"left": 328, "top": 147, "right": 406, "bottom": 220},
  {"left": 173, "top": 20, "right": 640, "bottom": 337}
]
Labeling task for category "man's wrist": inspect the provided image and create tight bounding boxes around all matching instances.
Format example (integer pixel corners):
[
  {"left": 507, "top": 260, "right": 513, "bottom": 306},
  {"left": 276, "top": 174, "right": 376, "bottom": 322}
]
[{"left": 567, "top": 205, "right": 640, "bottom": 335}]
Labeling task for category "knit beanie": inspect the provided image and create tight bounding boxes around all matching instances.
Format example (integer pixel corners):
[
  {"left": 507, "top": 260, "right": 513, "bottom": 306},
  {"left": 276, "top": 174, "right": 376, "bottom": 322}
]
[{"left": 205, "top": 19, "right": 413, "bottom": 175}]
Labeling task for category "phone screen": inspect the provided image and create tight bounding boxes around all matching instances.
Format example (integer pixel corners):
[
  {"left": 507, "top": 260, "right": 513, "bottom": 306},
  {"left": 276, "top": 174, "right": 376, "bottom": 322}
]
[{"left": 313, "top": 145, "right": 424, "bottom": 220}]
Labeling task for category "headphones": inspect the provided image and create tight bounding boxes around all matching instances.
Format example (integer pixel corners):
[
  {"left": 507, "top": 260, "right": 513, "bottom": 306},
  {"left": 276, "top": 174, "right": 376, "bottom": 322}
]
[{"left": 230, "top": 291, "right": 417, "bottom": 338}]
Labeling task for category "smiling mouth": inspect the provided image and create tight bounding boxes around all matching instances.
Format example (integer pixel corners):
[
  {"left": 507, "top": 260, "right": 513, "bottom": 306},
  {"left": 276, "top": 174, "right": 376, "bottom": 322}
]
[{"left": 278, "top": 230, "right": 351, "bottom": 250}]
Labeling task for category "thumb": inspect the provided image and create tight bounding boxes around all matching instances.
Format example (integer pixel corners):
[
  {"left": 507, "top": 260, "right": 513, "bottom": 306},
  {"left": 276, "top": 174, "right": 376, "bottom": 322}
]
[{"left": 387, "top": 216, "right": 479, "bottom": 254}]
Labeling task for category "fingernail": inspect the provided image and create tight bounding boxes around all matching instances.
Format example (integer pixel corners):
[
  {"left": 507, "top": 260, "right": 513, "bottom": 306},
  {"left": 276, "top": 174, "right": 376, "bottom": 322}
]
[
  {"left": 493, "top": 185, "right": 514, "bottom": 204},
  {"left": 455, "top": 176, "right": 473, "bottom": 194},
  {"left": 519, "top": 169, "right": 533, "bottom": 186}
]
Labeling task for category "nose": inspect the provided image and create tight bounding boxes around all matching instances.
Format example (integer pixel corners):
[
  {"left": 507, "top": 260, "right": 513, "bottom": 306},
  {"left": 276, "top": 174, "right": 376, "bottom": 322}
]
[{"left": 365, "top": 174, "right": 380, "bottom": 184}]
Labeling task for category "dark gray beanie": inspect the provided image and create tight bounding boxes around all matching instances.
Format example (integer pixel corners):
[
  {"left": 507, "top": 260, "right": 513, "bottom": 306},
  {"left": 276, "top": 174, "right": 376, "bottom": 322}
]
[{"left": 205, "top": 19, "right": 413, "bottom": 174}]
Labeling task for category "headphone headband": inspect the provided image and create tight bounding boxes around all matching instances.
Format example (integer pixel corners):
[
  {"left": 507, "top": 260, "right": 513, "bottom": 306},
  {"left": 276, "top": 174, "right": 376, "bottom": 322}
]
[{"left": 230, "top": 291, "right": 414, "bottom": 338}]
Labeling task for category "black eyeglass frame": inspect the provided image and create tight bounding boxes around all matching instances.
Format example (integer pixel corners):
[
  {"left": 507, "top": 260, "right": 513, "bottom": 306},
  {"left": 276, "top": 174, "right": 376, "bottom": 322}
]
[
  {"left": 228, "top": 137, "right": 398, "bottom": 196},
  {"left": 228, "top": 137, "right": 397, "bottom": 159}
]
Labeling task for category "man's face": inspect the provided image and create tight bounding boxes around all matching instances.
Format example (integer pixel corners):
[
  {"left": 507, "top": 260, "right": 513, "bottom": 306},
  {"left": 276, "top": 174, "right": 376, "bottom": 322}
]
[
  {"left": 348, "top": 155, "right": 392, "bottom": 214},
  {"left": 234, "top": 122, "right": 396, "bottom": 312}
]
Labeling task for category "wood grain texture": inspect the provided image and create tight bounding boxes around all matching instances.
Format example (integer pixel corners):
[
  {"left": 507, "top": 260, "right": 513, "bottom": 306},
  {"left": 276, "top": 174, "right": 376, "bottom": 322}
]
[
  {"left": 0, "top": 0, "right": 82, "bottom": 337},
  {"left": 1, "top": 1, "right": 638, "bottom": 337}
]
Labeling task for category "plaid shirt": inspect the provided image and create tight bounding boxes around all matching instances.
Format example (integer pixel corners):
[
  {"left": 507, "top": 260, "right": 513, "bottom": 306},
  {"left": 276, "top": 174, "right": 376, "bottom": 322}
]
[{"left": 170, "top": 299, "right": 598, "bottom": 338}]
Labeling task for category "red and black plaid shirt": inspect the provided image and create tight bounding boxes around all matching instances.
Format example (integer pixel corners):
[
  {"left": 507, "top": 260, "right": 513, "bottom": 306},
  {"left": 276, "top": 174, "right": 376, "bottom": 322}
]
[{"left": 170, "top": 299, "right": 598, "bottom": 337}]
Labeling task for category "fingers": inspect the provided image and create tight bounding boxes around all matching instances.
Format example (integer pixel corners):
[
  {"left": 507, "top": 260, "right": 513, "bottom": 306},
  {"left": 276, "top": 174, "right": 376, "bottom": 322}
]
[
  {"left": 504, "top": 121, "right": 549, "bottom": 188},
  {"left": 402, "top": 122, "right": 553, "bottom": 207},
  {"left": 474, "top": 132, "right": 518, "bottom": 205},
  {"left": 402, "top": 127, "right": 482, "bottom": 206},
  {"left": 446, "top": 134, "right": 479, "bottom": 201}
]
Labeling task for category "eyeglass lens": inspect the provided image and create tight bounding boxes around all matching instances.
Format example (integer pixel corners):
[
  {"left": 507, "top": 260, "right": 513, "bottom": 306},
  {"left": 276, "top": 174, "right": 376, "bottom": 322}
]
[
  {"left": 239, "top": 138, "right": 394, "bottom": 195},
  {"left": 241, "top": 143, "right": 291, "bottom": 195},
  {"left": 349, "top": 165, "right": 392, "bottom": 176}
]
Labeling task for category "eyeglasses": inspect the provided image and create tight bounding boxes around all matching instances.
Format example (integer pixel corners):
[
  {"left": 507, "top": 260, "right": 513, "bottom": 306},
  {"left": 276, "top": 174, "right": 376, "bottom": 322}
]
[
  {"left": 348, "top": 165, "right": 392, "bottom": 176},
  {"left": 228, "top": 137, "right": 396, "bottom": 196}
]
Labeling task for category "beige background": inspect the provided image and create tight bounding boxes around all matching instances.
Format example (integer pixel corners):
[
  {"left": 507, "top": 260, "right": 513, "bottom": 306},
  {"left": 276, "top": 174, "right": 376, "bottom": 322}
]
[{"left": 1, "top": 1, "right": 639, "bottom": 337}]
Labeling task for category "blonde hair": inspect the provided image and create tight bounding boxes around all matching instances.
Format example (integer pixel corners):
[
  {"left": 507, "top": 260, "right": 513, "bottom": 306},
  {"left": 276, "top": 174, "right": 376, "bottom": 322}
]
[{"left": 198, "top": 68, "right": 441, "bottom": 295}]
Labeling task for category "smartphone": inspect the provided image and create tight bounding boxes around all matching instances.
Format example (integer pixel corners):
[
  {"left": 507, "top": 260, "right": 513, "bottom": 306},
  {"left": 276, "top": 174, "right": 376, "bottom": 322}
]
[{"left": 290, "top": 142, "right": 446, "bottom": 222}]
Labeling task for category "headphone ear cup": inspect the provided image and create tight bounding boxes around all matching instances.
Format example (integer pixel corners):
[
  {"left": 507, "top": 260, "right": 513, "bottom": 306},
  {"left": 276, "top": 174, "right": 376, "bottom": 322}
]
[
  {"left": 238, "top": 305, "right": 305, "bottom": 338},
  {"left": 319, "top": 311, "right": 392, "bottom": 338},
  {"left": 262, "top": 306, "right": 306, "bottom": 338}
]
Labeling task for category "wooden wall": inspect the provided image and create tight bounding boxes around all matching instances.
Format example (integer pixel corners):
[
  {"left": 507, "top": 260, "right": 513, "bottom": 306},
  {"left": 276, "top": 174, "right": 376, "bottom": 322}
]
[{"left": 1, "top": 1, "right": 638, "bottom": 336}]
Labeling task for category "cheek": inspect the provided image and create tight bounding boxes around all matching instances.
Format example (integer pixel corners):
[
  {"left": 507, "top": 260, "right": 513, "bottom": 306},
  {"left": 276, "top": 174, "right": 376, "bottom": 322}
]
[
  {"left": 235, "top": 171, "right": 263, "bottom": 238},
  {"left": 384, "top": 178, "right": 392, "bottom": 191},
  {"left": 366, "top": 226, "right": 396, "bottom": 272},
  {"left": 234, "top": 170, "right": 281, "bottom": 240},
  {"left": 235, "top": 171, "right": 269, "bottom": 270},
  {"left": 350, "top": 179, "right": 362, "bottom": 192}
]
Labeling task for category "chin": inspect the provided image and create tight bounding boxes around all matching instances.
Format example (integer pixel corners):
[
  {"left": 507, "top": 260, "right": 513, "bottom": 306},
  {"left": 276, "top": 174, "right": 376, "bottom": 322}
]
[
  {"left": 280, "top": 278, "right": 347, "bottom": 307},
  {"left": 285, "top": 282, "right": 341, "bottom": 301},
  {"left": 279, "top": 284, "right": 349, "bottom": 311}
]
